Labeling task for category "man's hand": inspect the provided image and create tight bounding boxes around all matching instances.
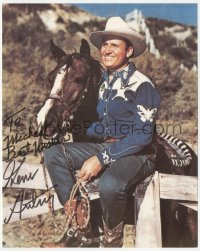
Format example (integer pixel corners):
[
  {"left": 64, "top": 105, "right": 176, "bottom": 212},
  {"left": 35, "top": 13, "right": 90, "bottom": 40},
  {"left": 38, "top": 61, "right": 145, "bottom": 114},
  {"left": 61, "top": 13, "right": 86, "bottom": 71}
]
[{"left": 77, "top": 156, "right": 102, "bottom": 181}]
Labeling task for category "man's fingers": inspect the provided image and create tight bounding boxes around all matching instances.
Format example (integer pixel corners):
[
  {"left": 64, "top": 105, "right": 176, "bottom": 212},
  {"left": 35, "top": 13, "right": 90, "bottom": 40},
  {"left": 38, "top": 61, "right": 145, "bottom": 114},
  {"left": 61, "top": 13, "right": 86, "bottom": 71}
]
[
  {"left": 77, "top": 164, "right": 86, "bottom": 178},
  {"left": 78, "top": 172, "right": 89, "bottom": 181},
  {"left": 77, "top": 169, "right": 92, "bottom": 181},
  {"left": 77, "top": 156, "right": 100, "bottom": 181},
  {"left": 81, "top": 175, "right": 89, "bottom": 182},
  {"left": 77, "top": 170, "right": 84, "bottom": 179},
  {"left": 77, "top": 168, "right": 88, "bottom": 180}
]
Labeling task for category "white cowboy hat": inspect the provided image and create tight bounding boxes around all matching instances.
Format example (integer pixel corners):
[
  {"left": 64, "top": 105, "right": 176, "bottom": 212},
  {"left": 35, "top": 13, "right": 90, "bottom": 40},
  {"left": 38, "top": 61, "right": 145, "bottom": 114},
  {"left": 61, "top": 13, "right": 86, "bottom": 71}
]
[{"left": 89, "top": 16, "right": 147, "bottom": 57}]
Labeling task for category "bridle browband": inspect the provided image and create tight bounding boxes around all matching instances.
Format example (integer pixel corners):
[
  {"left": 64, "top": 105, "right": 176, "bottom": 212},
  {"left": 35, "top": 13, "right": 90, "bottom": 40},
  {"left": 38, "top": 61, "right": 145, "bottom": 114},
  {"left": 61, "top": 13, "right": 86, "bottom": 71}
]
[{"left": 48, "top": 55, "right": 91, "bottom": 122}]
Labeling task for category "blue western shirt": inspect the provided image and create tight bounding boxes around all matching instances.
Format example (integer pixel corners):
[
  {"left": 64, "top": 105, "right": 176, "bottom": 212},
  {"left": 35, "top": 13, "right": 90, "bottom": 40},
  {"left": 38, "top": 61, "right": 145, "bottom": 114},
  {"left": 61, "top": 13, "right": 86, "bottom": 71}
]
[{"left": 87, "top": 63, "right": 161, "bottom": 167}]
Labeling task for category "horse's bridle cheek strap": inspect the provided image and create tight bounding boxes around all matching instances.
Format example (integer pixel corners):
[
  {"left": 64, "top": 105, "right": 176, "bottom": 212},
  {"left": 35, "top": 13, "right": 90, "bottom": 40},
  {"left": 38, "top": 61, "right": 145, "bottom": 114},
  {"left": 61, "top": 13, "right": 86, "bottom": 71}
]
[{"left": 69, "top": 73, "right": 91, "bottom": 115}]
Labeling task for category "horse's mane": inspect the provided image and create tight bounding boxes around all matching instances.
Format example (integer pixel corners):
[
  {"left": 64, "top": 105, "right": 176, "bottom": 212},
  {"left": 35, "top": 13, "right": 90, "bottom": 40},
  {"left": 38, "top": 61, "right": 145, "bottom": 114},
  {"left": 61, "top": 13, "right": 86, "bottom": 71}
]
[{"left": 88, "top": 56, "right": 104, "bottom": 88}]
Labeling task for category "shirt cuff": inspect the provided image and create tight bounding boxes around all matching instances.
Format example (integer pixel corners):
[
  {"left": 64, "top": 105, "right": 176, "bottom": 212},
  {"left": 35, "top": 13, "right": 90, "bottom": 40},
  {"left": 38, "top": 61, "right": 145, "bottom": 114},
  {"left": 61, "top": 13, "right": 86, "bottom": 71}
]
[{"left": 96, "top": 149, "right": 116, "bottom": 168}]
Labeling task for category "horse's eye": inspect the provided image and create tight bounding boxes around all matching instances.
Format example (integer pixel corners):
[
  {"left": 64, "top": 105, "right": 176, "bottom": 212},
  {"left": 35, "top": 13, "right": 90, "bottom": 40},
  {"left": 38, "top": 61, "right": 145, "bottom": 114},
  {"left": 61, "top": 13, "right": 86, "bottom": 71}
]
[{"left": 76, "top": 78, "right": 84, "bottom": 84}]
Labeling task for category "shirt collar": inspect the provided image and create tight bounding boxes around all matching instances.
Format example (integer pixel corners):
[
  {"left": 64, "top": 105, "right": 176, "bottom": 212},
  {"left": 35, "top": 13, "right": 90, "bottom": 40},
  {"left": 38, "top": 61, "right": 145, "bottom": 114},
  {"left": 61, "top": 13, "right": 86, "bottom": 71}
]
[{"left": 102, "top": 63, "right": 136, "bottom": 86}]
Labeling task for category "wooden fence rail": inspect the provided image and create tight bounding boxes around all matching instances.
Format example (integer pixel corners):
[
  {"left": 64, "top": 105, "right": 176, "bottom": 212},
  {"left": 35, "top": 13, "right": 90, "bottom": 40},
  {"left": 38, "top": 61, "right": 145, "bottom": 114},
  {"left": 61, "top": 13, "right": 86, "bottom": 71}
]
[{"left": 135, "top": 172, "right": 198, "bottom": 247}]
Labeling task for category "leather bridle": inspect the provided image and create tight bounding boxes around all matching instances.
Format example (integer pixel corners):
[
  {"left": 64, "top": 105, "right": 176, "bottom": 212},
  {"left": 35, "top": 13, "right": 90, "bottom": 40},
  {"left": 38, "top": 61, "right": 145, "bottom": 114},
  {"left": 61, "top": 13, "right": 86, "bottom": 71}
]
[{"left": 48, "top": 56, "right": 91, "bottom": 123}]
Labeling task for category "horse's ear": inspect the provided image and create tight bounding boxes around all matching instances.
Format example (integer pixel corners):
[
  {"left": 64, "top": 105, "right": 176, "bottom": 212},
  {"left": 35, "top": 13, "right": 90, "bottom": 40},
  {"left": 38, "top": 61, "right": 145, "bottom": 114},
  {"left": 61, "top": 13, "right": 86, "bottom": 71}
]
[
  {"left": 80, "top": 39, "right": 90, "bottom": 57},
  {"left": 50, "top": 40, "right": 66, "bottom": 62}
]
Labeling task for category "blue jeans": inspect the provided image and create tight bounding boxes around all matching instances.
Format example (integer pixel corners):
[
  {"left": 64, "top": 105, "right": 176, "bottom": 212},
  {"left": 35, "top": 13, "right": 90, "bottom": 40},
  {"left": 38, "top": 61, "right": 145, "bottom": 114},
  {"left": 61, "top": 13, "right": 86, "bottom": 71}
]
[{"left": 44, "top": 142, "right": 154, "bottom": 229}]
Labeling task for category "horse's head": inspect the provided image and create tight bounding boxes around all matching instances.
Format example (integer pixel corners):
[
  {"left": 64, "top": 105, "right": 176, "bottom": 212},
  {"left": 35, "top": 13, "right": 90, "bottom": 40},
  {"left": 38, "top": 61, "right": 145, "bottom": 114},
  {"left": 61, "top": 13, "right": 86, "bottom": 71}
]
[{"left": 37, "top": 39, "right": 102, "bottom": 139}]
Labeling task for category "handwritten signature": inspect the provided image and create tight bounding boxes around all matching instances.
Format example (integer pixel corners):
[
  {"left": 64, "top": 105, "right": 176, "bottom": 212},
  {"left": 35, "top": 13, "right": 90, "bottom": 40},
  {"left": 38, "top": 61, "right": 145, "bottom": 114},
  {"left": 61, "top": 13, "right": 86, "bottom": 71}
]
[
  {"left": 3, "top": 156, "right": 57, "bottom": 224},
  {"left": 3, "top": 136, "right": 70, "bottom": 160},
  {"left": 3, "top": 108, "right": 71, "bottom": 160},
  {"left": 3, "top": 157, "right": 38, "bottom": 188},
  {"left": 3, "top": 109, "right": 60, "bottom": 225},
  {"left": 4, "top": 186, "right": 56, "bottom": 224}
]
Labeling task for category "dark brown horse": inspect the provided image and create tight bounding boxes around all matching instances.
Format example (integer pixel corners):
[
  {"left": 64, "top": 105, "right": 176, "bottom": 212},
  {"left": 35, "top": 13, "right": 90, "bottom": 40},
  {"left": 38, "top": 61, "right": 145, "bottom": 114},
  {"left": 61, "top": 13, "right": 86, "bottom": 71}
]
[
  {"left": 37, "top": 39, "right": 103, "bottom": 142},
  {"left": 37, "top": 40, "right": 197, "bottom": 247}
]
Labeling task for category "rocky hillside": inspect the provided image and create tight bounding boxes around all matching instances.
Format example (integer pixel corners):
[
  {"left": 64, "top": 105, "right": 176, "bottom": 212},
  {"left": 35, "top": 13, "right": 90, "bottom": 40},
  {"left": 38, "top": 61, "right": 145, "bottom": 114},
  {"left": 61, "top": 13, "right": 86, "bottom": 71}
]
[
  {"left": 2, "top": 3, "right": 197, "bottom": 143},
  {"left": 126, "top": 9, "right": 197, "bottom": 70}
]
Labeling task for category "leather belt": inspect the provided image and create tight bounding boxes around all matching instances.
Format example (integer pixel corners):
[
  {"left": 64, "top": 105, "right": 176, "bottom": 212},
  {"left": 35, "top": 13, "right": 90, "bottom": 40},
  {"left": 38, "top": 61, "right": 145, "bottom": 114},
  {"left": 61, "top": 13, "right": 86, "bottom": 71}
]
[{"left": 105, "top": 137, "right": 120, "bottom": 143}]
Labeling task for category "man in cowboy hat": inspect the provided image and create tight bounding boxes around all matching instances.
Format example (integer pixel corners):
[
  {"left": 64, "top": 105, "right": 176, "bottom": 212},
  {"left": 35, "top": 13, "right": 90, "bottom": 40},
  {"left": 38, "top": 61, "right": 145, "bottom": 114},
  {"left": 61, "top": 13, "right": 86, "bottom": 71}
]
[{"left": 43, "top": 16, "right": 160, "bottom": 247}]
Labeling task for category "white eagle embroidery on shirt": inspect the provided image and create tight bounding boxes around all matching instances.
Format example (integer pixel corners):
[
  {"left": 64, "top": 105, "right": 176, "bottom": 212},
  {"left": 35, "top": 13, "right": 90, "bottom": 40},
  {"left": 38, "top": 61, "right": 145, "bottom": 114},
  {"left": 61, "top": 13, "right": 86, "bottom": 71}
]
[{"left": 137, "top": 105, "right": 157, "bottom": 122}]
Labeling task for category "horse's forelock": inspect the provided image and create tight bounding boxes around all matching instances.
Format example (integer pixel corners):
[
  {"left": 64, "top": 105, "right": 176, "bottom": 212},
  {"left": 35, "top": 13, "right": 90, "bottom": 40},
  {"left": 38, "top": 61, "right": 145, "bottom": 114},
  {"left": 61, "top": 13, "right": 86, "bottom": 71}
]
[
  {"left": 70, "top": 53, "right": 102, "bottom": 79},
  {"left": 48, "top": 55, "right": 72, "bottom": 83}
]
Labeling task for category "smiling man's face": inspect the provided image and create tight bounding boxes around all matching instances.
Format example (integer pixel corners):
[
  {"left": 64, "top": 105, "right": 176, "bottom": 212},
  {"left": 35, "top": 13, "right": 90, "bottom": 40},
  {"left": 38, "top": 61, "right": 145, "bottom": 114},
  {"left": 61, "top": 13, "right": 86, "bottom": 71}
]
[{"left": 100, "top": 37, "right": 133, "bottom": 72}]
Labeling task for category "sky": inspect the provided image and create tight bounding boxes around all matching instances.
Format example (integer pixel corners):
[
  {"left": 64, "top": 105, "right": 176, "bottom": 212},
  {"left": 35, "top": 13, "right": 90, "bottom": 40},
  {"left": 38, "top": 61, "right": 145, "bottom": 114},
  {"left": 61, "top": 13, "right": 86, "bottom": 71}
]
[{"left": 72, "top": 3, "right": 197, "bottom": 26}]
